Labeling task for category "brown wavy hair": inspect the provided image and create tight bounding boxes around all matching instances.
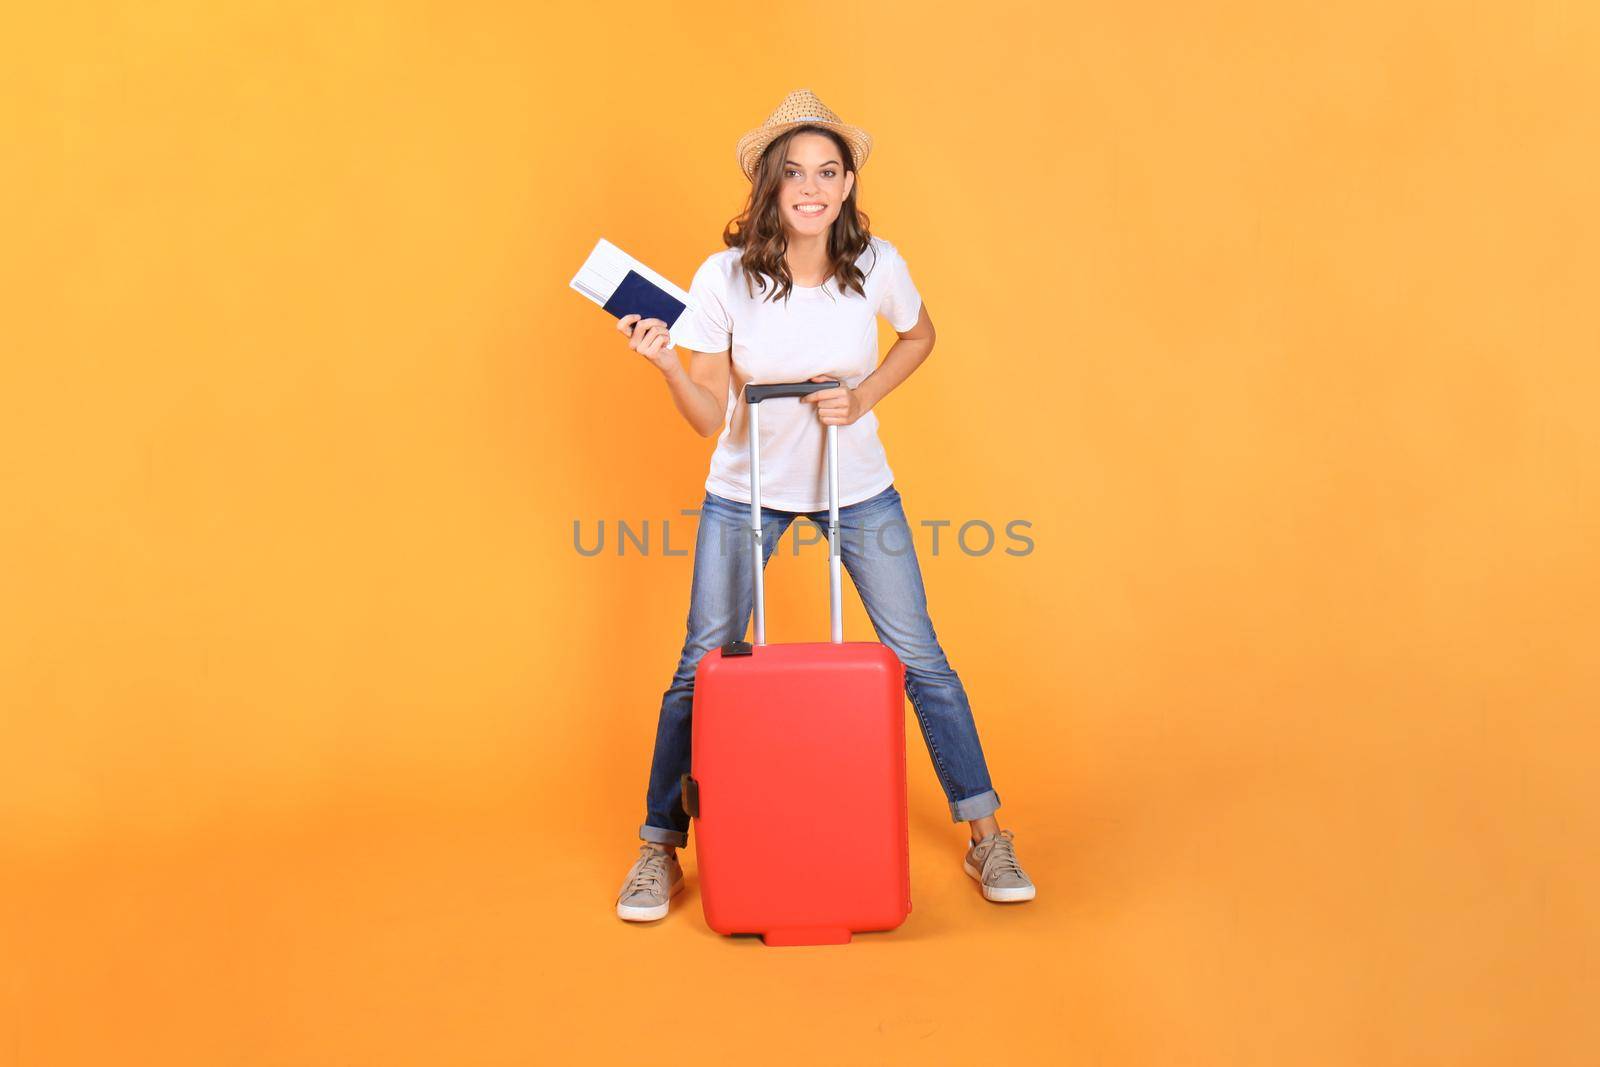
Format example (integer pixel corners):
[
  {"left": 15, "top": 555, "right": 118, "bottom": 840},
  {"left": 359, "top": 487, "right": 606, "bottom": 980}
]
[{"left": 719, "top": 124, "right": 877, "bottom": 305}]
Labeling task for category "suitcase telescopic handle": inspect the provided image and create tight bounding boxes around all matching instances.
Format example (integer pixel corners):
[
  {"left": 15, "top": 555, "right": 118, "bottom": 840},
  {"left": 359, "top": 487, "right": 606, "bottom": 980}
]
[{"left": 743, "top": 379, "right": 844, "bottom": 647}]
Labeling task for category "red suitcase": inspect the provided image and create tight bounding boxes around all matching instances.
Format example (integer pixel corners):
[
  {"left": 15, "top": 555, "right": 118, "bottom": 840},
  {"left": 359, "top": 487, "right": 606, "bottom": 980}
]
[{"left": 681, "top": 380, "right": 911, "bottom": 947}]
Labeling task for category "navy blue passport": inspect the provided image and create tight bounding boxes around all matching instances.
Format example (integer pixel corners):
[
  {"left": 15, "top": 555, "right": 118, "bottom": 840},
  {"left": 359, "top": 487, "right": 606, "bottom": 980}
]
[{"left": 601, "top": 269, "right": 686, "bottom": 328}]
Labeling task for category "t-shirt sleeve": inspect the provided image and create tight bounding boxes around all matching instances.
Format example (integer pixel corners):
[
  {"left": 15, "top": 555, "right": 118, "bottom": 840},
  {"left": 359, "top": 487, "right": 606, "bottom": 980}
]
[
  {"left": 877, "top": 242, "right": 924, "bottom": 332},
  {"left": 670, "top": 256, "right": 732, "bottom": 353}
]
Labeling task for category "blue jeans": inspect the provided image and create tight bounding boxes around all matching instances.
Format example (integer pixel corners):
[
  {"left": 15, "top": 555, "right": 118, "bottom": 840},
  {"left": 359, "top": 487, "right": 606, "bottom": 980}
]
[{"left": 639, "top": 483, "right": 1001, "bottom": 848}]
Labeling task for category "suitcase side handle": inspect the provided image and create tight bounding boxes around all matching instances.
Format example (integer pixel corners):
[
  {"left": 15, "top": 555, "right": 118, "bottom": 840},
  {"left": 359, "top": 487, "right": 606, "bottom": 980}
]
[
  {"left": 680, "top": 773, "right": 700, "bottom": 819},
  {"left": 742, "top": 380, "right": 845, "bottom": 647}
]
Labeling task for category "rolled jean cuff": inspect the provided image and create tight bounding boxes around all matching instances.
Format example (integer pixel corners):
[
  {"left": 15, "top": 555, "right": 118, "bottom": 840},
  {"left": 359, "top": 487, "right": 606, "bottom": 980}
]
[
  {"left": 639, "top": 823, "right": 689, "bottom": 848},
  {"left": 949, "top": 788, "right": 1001, "bottom": 822}
]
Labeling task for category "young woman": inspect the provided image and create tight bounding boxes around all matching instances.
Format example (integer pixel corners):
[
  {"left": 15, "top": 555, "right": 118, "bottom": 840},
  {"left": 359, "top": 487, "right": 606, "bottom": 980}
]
[{"left": 611, "top": 89, "right": 1035, "bottom": 921}]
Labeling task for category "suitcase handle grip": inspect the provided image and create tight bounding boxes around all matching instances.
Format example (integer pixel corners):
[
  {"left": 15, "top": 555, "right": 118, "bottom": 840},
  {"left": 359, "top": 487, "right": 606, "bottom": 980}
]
[{"left": 743, "top": 380, "right": 841, "bottom": 405}]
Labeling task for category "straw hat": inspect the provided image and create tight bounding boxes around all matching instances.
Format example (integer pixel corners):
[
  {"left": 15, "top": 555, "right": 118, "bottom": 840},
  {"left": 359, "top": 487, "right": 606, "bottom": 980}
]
[{"left": 734, "top": 88, "right": 874, "bottom": 183}]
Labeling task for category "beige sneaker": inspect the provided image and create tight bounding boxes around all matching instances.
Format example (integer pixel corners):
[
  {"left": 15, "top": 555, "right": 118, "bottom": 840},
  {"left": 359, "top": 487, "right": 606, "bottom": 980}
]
[
  {"left": 616, "top": 844, "right": 684, "bottom": 921},
  {"left": 964, "top": 829, "right": 1036, "bottom": 902}
]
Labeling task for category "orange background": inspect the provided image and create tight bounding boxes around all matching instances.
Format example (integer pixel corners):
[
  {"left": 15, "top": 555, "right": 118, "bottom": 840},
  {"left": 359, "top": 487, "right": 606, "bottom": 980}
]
[{"left": 4, "top": 1, "right": 1597, "bottom": 1063}]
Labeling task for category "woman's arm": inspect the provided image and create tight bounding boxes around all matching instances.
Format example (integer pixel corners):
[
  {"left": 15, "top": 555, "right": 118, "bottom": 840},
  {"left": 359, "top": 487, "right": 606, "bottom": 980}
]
[
  {"left": 660, "top": 348, "right": 731, "bottom": 438},
  {"left": 805, "top": 303, "right": 936, "bottom": 425},
  {"left": 619, "top": 313, "right": 730, "bottom": 437}
]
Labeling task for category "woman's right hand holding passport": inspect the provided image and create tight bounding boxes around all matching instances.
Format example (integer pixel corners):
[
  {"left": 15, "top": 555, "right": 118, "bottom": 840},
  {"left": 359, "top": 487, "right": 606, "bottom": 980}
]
[{"left": 617, "top": 314, "right": 677, "bottom": 375}]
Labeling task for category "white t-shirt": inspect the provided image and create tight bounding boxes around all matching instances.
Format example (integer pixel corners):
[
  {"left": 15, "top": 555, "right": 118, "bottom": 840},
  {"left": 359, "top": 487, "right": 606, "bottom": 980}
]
[{"left": 669, "top": 234, "right": 924, "bottom": 512}]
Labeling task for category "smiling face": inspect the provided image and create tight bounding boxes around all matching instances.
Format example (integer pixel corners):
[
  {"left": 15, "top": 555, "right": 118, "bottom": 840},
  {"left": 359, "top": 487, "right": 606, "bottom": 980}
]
[
  {"left": 732, "top": 126, "right": 871, "bottom": 301},
  {"left": 778, "top": 131, "right": 856, "bottom": 237}
]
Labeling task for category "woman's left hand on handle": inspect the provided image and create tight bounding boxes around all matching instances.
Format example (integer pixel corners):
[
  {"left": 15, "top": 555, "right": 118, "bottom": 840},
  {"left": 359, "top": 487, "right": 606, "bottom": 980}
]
[{"left": 801, "top": 375, "right": 864, "bottom": 426}]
